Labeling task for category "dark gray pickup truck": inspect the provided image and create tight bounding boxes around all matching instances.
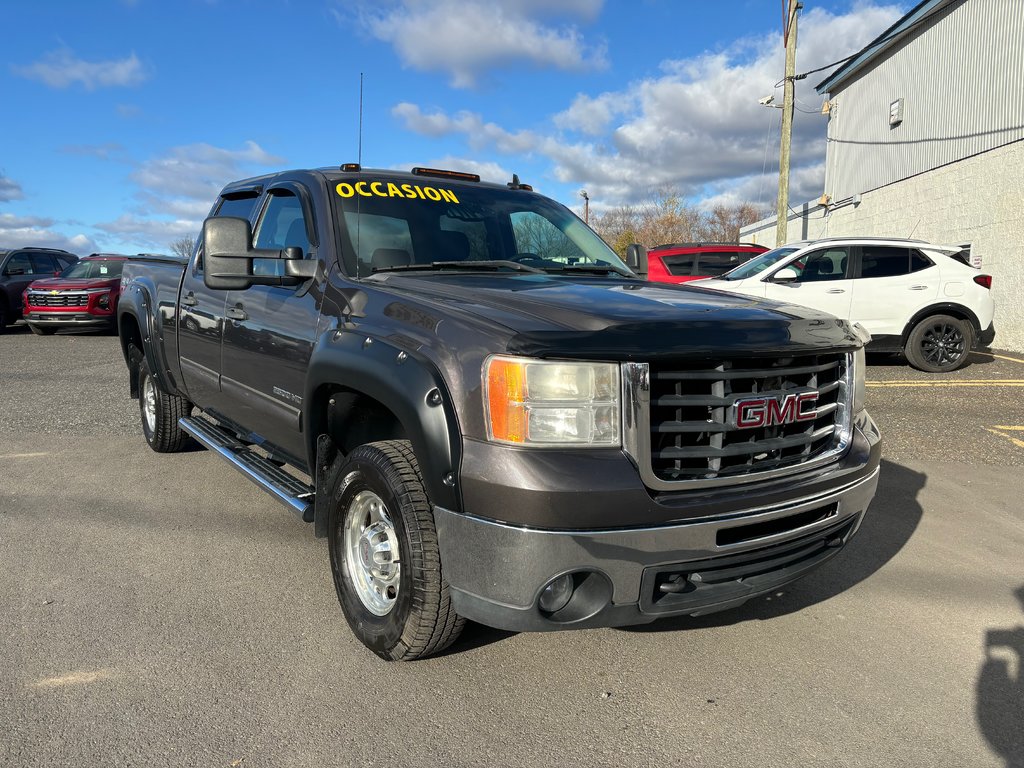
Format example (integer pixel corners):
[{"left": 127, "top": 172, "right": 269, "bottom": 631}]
[{"left": 118, "top": 164, "right": 881, "bottom": 660}]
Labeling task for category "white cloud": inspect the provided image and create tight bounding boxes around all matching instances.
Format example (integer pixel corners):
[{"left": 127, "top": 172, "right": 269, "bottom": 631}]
[
  {"left": 0, "top": 173, "right": 24, "bottom": 202},
  {"left": 392, "top": 4, "right": 902, "bottom": 207},
  {"left": 61, "top": 143, "right": 127, "bottom": 160},
  {"left": 94, "top": 141, "right": 285, "bottom": 250},
  {"left": 349, "top": 0, "right": 606, "bottom": 88},
  {"left": 14, "top": 48, "right": 147, "bottom": 90},
  {"left": 0, "top": 214, "right": 96, "bottom": 254}
]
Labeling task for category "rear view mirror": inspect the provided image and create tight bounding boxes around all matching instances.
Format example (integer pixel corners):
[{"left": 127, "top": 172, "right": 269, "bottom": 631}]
[{"left": 625, "top": 243, "right": 648, "bottom": 278}]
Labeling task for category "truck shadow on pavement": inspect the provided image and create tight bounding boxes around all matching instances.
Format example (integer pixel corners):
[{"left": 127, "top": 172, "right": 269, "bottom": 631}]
[
  {"left": 621, "top": 458, "right": 925, "bottom": 631},
  {"left": 976, "top": 584, "right": 1024, "bottom": 768}
]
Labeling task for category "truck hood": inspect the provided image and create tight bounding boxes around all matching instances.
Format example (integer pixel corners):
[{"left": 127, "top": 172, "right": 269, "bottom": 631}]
[
  {"left": 27, "top": 277, "right": 119, "bottom": 292},
  {"left": 370, "top": 273, "right": 860, "bottom": 358}
]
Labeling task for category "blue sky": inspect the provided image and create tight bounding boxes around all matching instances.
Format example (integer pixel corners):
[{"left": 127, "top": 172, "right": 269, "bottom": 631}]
[{"left": 0, "top": 0, "right": 906, "bottom": 255}]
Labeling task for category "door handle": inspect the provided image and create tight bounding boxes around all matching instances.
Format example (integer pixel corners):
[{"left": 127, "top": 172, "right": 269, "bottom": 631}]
[
  {"left": 825, "top": 289, "right": 845, "bottom": 294},
  {"left": 226, "top": 305, "right": 247, "bottom": 321},
  {"left": 909, "top": 285, "right": 928, "bottom": 290},
  {"left": 182, "top": 292, "right": 197, "bottom": 307}
]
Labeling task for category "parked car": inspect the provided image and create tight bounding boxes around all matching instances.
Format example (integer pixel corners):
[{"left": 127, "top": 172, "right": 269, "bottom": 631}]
[
  {"left": 646, "top": 242, "right": 768, "bottom": 284},
  {"left": 22, "top": 253, "right": 129, "bottom": 335},
  {"left": 0, "top": 247, "right": 78, "bottom": 332},
  {"left": 698, "top": 237, "right": 995, "bottom": 372}
]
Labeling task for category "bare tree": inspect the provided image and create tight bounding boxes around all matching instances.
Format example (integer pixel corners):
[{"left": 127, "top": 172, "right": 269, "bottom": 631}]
[
  {"left": 170, "top": 234, "right": 198, "bottom": 260},
  {"left": 590, "top": 193, "right": 768, "bottom": 257}
]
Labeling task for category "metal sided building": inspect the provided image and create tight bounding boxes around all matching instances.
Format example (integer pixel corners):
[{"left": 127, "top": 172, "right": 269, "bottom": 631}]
[{"left": 742, "top": 0, "right": 1024, "bottom": 351}]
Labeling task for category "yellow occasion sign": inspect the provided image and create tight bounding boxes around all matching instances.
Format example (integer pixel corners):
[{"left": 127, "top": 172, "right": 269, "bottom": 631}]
[{"left": 336, "top": 180, "right": 460, "bottom": 204}]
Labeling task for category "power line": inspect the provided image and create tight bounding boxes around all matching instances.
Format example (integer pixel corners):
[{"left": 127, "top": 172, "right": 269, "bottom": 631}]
[{"left": 791, "top": 0, "right": 957, "bottom": 84}]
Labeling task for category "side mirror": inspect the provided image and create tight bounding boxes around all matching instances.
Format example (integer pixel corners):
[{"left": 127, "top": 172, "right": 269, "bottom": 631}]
[
  {"left": 625, "top": 243, "right": 648, "bottom": 278},
  {"left": 203, "top": 217, "right": 316, "bottom": 290},
  {"left": 773, "top": 267, "right": 799, "bottom": 283}
]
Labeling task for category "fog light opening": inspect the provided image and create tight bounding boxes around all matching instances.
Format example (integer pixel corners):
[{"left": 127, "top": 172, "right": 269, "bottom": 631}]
[{"left": 538, "top": 574, "right": 574, "bottom": 614}]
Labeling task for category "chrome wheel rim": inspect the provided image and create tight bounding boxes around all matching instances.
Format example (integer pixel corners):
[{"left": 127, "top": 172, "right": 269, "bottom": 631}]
[
  {"left": 142, "top": 376, "right": 157, "bottom": 433},
  {"left": 921, "top": 322, "right": 966, "bottom": 367},
  {"left": 344, "top": 490, "right": 400, "bottom": 616}
]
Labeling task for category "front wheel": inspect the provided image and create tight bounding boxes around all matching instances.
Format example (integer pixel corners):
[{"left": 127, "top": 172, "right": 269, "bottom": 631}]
[
  {"left": 905, "top": 314, "right": 973, "bottom": 373},
  {"left": 328, "top": 440, "right": 464, "bottom": 660},
  {"left": 138, "top": 358, "right": 193, "bottom": 452}
]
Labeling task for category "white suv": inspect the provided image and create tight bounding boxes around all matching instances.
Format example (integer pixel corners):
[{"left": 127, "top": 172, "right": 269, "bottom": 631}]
[{"left": 699, "top": 237, "right": 995, "bottom": 373}]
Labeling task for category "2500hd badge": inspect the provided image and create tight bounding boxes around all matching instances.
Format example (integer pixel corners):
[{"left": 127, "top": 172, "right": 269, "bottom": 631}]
[{"left": 117, "top": 164, "right": 881, "bottom": 660}]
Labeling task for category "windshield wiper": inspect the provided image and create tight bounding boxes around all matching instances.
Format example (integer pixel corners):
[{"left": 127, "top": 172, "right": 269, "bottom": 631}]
[
  {"left": 545, "top": 263, "right": 635, "bottom": 277},
  {"left": 373, "top": 260, "right": 544, "bottom": 274}
]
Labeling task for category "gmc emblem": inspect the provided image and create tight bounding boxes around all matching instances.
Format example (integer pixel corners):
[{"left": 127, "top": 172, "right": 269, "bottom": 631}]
[{"left": 730, "top": 390, "right": 819, "bottom": 429}]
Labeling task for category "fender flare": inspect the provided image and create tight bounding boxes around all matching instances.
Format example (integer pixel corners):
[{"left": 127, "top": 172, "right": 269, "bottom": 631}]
[
  {"left": 304, "top": 330, "right": 462, "bottom": 514},
  {"left": 117, "top": 285, "right": 178, "bottom": 398}
]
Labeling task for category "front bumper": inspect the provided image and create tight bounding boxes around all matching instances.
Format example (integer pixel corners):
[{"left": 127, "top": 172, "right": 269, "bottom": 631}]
[
  {"left": 24, "top": 311, "right": 113, "bottom": 328},
  {"left": 436, "top": 416, "right": 881, "bottom": 633}
]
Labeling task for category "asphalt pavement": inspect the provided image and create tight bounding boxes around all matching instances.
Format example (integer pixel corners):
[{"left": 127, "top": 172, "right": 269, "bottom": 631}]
[{"left": 2, "top": 324, "right": 1022, "bottom": 768}]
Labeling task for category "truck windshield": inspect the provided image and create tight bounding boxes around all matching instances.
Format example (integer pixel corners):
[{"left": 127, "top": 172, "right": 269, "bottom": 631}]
[
  {"left": 716, "top": 247, "right": 800, "bottom": 281},
  {"left": 333, "top": 179, "right": 631, "bottom": 277}
]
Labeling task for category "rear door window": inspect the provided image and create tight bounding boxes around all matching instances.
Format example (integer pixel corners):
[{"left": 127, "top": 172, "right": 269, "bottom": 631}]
[
  {"left": 697, "top": 251, "right": 747, "bottom": 276},
  {"left": 858, "top": 246, "right": 932, "bottom": 278}
]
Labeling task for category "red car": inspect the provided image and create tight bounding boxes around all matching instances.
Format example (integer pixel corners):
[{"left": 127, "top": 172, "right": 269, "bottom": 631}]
[
  {"left": 22, "top": 254, "right": 128, "bottom": 335},
  {"left": 646, "top": 242, "right": 768, "bottom": 284}
]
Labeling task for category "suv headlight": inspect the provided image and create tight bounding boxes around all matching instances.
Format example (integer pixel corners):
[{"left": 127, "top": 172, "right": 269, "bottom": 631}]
[{"left": 484, "top": 356, "right": 620, "bottom": 447}]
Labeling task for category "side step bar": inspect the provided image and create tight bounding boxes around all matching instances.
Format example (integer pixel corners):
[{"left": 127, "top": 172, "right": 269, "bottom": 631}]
[{"left": 180, "top": 416, "right": 314, "bottom": 521}]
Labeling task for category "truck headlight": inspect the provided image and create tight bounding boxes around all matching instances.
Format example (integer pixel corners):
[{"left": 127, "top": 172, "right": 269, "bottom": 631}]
[{"left": 484, "top": 356, "right": 620, "bottom": 447}]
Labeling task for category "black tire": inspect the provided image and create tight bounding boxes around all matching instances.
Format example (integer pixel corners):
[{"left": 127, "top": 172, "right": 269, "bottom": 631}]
[
  {"left": 328, "top": 440, "right": 464, "bottom": 661},
  {"left": 138, "top": 358, "right": 193, "bottom": 452},
  {"left": 0, "top": 303, "right": 7, "bottom": 333},
  {"left": 29, "top": 324, "right": 56, "bottom": 336},
  {"left": 905, "top": 314, "right": 973, "bottom": 373}
]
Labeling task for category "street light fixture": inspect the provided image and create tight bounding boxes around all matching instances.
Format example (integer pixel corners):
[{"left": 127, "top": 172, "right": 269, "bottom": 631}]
[{"left": 579, "top": 189, "right": 590, "bottom": 224}]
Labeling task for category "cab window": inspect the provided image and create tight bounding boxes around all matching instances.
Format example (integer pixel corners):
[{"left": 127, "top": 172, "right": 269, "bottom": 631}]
[{"left": 253, "top": 192, "right": 311, "bottom": 276}]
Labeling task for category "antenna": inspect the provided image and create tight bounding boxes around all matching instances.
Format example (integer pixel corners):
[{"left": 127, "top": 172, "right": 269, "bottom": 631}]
[
  {"left": 356, "top": 72, "right": 364, "bottom": 279},
  {"left": 358, "top": 72, "right": 364, "bottom": 167}
]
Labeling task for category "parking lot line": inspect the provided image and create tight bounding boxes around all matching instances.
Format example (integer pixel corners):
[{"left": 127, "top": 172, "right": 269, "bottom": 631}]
[
  {"left": 867, "top": 380, "right": 1024, "bottom": 388},
  {"left": 970, "top": 350, "right": 1024, "bottom": 364},
  {"left": 984, "top": 427, "right": 1024, "bottom": 449}
]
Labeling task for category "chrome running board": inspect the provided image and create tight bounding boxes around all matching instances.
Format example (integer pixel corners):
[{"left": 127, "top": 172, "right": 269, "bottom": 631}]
[{"left": 179, "top": 416, "right": 313, "bottom": 521}]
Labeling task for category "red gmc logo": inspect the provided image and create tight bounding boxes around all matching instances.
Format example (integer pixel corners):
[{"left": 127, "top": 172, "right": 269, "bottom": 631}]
[{"left": 731, "top": 391, "right": 819, "bottom": 429}]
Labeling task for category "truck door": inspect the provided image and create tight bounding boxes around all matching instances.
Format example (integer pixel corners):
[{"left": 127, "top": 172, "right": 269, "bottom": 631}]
[
  {"left": 177, "top": 190, "right": 261, "bottom": 411},
  {"left": 762, "top": 246, "right": 854, "bottom": 320},
  {"left": 218, "top": 184, "right": 322, "bottom": 464}
]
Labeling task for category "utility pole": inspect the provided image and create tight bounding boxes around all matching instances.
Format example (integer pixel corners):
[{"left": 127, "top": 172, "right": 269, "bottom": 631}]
[
  {"left": 776, "top": 0, "right": 801, "bottom": 247},
  {"left": 580, "top": 189, "right": 590, "bottom": 224}
]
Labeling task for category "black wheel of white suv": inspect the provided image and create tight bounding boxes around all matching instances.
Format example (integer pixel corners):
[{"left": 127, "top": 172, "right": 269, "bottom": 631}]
[
  {"left": 138, "top": 357, "right": 193, "bottom": 452},
  {"left": 905, "top": 314, "right": 973, "bottom": 373},
  {"left": 328, "top": 440, "right": 464, "bottom": 661}
]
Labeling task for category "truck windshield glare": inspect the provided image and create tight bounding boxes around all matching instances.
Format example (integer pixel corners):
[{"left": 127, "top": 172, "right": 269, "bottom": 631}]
[{"left": 334, "top": 183, "right": 629, "bottom": 277}]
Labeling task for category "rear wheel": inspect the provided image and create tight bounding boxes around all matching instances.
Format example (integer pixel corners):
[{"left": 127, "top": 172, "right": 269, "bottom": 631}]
[
  {"left": 328, "top": 440, "right": 464, "bottom": 660},
  {"left": 905, "top": 314, "right": 973, "bottom": 373},
  {"left": 0, "top": 303, "right": 8, "bottom": 333},
  {"left": 138, "top": 358, "right": 193, "bottom": 452}
]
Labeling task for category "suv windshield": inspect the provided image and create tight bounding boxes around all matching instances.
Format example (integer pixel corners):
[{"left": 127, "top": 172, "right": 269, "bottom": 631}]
[
  {"left": 333, "top": 178, "right": 630, "bottom": 277},
  {"left": 60, "top": 259, "right": 125, "bottom": 279},
  {"left": 717, "top": 247, "right": 800, "bottom": 281}
]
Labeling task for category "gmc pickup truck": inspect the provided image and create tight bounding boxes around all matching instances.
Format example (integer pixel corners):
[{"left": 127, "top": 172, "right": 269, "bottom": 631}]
[{"left": 117, "top": 164, "right": 881, "bottom": 660}]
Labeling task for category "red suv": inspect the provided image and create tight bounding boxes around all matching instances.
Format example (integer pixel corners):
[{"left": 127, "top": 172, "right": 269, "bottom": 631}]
[
  {"left": 646, "top": 242, "right": 768, "bottom": 284},
  {"left": 22, "top": 254, "right": 128, "bottom": 335}
]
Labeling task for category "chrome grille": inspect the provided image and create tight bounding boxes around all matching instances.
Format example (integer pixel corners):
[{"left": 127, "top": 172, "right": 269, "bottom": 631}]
[
  {"left": 27, "top": 291, "right": 88, "bottom": 307},
  {"left": 624, "top": 353, "right": 852, "bottom": 489}
]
